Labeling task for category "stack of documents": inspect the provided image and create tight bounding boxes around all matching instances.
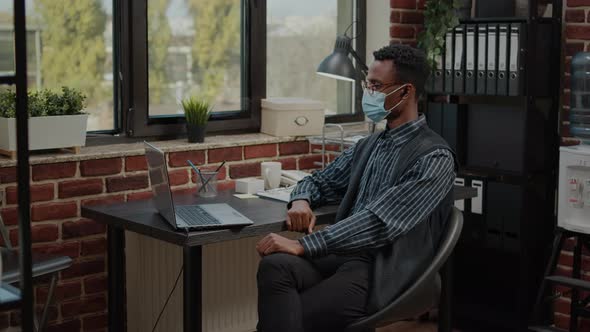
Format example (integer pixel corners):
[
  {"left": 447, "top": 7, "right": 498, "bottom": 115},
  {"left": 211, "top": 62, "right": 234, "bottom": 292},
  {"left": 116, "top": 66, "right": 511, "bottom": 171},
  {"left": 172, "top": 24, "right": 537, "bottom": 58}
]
[{"left": 256, "top": 186, "right": 295, "bottom": 203}]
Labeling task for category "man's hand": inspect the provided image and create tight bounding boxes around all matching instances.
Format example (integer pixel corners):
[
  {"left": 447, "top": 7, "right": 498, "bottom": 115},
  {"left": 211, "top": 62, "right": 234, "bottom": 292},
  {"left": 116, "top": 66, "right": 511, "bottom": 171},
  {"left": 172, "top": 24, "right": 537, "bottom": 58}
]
[
  {"left": 256, "top": 233, "right": 305, "bottom": 257},
  {"left": 287, "top": 200, "right": 316, "bottom": 234}
]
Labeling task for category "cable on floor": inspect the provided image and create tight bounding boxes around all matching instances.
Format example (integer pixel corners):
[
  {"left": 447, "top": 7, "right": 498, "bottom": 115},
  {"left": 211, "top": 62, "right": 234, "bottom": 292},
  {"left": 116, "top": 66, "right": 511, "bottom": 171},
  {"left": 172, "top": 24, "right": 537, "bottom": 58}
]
[{"left": 152, "top": 264, "right": 184, "bottom": 332}]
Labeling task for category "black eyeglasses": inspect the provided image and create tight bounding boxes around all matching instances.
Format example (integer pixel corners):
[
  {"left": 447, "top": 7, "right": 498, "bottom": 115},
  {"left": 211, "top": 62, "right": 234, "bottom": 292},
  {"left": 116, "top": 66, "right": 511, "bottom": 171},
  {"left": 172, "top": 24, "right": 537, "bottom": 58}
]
[{"left": 361, "top": 80, "right": 399, "bottom": 95}]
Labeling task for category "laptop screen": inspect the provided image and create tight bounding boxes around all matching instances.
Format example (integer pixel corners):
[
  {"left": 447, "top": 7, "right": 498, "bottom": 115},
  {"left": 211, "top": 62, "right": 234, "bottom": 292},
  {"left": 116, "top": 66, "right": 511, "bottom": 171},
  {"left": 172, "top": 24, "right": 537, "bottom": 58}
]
[{"left": 144, "top": 142, "right": 177, "bottom": 228}]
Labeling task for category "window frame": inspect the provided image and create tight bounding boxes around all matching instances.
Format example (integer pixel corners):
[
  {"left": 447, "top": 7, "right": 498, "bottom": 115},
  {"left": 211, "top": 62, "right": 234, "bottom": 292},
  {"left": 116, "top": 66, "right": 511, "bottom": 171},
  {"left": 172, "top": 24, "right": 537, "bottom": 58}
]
[
  {"left": 121, "top": 0, "right": 264, "bottom": 137},
  {"left": 326, "top": 0, "right": 366, "bottom": 124},
  {"left": 114, "top": 0, "right": 365, "bottom": 138}
]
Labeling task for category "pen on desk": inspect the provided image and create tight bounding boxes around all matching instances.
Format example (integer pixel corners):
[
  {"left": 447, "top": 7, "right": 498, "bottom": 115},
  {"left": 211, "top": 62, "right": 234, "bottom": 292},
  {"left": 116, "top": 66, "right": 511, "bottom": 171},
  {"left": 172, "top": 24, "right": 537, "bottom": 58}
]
[
  {"left": 214, "top": 160, "right": 226, "bottom": 173},
  {"left": 187, "top": 160, "right": 206, "bottom": 184},
  {"left": 200, "top": 160, "right": 225, "bottom": 189}
]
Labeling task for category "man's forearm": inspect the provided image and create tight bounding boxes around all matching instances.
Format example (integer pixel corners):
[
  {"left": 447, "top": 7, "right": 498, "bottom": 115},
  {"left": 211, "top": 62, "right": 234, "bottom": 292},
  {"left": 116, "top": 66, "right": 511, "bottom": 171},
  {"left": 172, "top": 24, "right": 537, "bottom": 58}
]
[
  {"left": 289, "top": 178, "right": 318, "bottom": 208},
  {"left": 289, "top": 145, "right": 355, "bottom": 208}
]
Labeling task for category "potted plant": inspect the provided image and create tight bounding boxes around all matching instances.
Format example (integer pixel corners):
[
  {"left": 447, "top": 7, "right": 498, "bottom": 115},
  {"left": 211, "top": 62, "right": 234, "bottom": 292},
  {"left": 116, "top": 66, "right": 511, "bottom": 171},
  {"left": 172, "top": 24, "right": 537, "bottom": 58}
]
[
  {"left": 417, "top": 0, "right": 461, "bottom": 71},
  {"left": 181, "top": 96, "right": 211, "bottom": 143},
  {"left": 0, "top": 87, "right": 88, "bottom": 158}
]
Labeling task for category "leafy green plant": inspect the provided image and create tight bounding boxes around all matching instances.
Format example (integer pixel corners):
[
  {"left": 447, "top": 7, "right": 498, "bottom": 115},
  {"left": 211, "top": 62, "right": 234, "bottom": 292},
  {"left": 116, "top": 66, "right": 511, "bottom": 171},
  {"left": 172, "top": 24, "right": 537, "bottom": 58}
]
[
  {"left": 28, "top": 90, "right": 46, "bottom": 117},
  {"left": 0, "top": 89, "right": 16, "bottom": 118},
  {"left": 417, "top": 0, "right": 461, "bottom": 70},
  {"left": 0, "top": 87, "right": 86, "bottom": 118},
  {"left": 181, "top": 96, "right": 211, "bottom": 126}
]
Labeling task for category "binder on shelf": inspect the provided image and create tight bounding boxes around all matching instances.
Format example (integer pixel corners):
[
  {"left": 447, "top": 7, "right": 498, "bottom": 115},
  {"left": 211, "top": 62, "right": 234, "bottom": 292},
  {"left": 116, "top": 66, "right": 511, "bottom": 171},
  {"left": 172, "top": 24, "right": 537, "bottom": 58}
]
[
  {"left": 433, "top": 50, "right": 444, "bottom": 93},
  {"left": 486, "top": 24, "right": 498, "bottom": 95},
  {"left": 444, "top": 28, "right": 454, "bottom": 94},
  {"left": 454, "top": 178, "right": 465, "bottom": 211},
  {"left": 476, "top": 24, "right": 487, "bottom": 95},
  {"left": 497, "top": 24, "right": 509, "bottom": 95},
  {"left": 460, "top": 176, "right": 487, "bottom": 247},
  {"left": 465, "top": 24, "right": 476, "bottom": 95},
  {"left": 453, "top": 26, "right": 465, "bottom": 94},
  {"left": 509, "top": 23, "right": 524, "bottom": 96},
  {"left": 471, "top": 179, "right": 484, "bottom": 215}
]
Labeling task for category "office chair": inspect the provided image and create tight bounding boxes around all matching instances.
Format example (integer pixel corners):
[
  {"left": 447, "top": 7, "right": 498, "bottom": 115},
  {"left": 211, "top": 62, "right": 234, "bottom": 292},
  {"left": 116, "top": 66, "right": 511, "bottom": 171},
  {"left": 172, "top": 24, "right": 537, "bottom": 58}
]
[
  {"left": 344, "top": 207, "right": 464, "bottom": 332},
  {"left": 0, "top": 202, "right": 72, "bottom": 332}
]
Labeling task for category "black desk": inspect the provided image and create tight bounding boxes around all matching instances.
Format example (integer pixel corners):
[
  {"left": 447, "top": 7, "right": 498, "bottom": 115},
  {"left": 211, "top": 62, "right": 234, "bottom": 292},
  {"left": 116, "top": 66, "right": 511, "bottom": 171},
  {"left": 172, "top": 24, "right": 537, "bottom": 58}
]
[{"left": 82, "top": 186, "right": 477, "bottom": 332}]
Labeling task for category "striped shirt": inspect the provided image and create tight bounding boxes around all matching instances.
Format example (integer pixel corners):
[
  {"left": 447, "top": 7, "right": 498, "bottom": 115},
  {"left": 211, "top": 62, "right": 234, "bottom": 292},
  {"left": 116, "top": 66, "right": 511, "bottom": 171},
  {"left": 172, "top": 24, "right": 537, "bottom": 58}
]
[{"left": 290, "top": 115, "right": 456, "bottom": 257}]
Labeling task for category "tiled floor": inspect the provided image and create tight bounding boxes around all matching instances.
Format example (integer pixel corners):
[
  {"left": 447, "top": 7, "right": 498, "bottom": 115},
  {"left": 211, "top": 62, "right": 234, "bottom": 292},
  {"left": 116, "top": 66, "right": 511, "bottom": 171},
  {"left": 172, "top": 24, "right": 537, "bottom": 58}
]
[{"left": 377, "top": 321, "right": 460, "bottom": 332}]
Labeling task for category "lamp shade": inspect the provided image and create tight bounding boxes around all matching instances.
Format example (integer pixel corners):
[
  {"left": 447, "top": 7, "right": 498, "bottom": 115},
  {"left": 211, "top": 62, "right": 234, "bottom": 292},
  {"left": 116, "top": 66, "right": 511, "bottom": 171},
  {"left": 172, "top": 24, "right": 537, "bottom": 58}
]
[{"left": 316, "top": 35, "right": 357, "bottom": 82}]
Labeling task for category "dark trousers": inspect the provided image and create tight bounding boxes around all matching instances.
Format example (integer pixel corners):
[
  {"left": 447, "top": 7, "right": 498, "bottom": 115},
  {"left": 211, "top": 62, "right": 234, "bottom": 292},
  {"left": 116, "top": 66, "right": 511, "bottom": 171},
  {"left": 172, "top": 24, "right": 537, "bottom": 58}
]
[{"left": 256, "top": 252, "right": 372, "bottom": 332}]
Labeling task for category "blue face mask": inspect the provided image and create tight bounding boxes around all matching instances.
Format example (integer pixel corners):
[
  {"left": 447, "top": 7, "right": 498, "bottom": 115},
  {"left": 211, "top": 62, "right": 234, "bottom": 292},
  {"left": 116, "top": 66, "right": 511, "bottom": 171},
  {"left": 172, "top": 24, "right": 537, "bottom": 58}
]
[{"left": 362, "top": 84, "right": 408, "bottom": 123}]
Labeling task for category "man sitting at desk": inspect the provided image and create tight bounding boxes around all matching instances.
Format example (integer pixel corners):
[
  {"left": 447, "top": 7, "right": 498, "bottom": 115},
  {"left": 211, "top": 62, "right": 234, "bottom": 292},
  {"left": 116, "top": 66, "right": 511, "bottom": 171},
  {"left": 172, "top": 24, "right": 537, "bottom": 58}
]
[{"left": 255, "top": 44, "right": 457, "bottom": 332}]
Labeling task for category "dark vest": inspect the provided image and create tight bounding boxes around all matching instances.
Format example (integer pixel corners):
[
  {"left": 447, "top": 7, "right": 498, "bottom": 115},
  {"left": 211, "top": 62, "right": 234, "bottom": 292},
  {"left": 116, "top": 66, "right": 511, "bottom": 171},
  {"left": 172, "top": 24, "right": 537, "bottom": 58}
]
[{"left": 334, "top": 124, "right": 458, "bottom": 313}]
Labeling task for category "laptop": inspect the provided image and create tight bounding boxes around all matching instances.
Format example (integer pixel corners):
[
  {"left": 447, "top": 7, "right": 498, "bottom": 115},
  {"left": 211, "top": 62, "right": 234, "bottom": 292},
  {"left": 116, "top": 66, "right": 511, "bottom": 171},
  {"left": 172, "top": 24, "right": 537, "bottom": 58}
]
[{"left": 144, "top": 141, "right": 254, "bottom": 231}]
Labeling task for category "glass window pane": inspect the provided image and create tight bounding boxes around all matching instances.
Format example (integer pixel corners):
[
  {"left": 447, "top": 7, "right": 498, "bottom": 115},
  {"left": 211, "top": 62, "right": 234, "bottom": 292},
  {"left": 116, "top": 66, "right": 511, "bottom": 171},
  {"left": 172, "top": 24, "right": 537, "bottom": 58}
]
[
  {"left": 147, "top": 0, "right": 242, "bottom": 117},
  {"left": 0, "top": 1, "right": 115, "bottom": 131},
  {"left": 267, "top": 0, "right": 355, "bottom": 116},
  {"left": 0, "top": 2, "right": 15, "bottom": 77}
]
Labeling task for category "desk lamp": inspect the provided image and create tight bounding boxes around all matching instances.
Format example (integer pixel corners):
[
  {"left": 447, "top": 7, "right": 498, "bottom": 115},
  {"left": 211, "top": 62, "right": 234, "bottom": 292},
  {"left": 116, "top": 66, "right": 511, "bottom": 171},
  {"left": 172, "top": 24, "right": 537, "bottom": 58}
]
[
  {"left": 317, "top": 34, "right": 368, "bottom": 81},
  {"left": 316, "top": 32, "right": 374, "bottom": 131}
]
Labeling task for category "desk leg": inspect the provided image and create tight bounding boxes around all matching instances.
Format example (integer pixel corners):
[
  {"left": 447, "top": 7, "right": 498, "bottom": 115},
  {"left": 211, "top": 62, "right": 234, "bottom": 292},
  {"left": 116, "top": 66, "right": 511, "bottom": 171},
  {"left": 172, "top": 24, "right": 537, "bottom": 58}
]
[
  {"left": 184, "top": 246, "right": 202, "bottom": 332},
  {"left": 108, "top": 226, "right": 125, "bottom": 332}
]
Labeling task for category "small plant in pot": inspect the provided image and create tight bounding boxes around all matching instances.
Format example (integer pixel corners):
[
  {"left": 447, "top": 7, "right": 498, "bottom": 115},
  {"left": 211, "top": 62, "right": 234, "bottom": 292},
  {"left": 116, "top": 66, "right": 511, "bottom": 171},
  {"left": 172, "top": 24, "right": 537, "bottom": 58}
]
[{"left": 181, "top": 96, "right": 211, "bottom": 143}]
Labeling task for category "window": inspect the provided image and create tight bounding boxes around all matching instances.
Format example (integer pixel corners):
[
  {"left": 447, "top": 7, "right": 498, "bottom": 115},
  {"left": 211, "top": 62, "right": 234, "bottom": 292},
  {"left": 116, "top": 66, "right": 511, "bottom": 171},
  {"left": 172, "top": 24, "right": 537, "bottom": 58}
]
[
  {"left": 147, "top": 0, "right": 243, "bottom": 117},
  {"left": 127, "top": 0, "right": 365, "bottom": 136},
  {"left": 0, "top": 0, "right": 116, "bottom": 132},
  {"left": 1, "top": 0, "right": 365, "bottom": 136},
  {"left": 126, "top": 0, "right": 263, "bottom": 136},
  {"left": 267, "top": 0, "right": 365, "bottom": 120}
]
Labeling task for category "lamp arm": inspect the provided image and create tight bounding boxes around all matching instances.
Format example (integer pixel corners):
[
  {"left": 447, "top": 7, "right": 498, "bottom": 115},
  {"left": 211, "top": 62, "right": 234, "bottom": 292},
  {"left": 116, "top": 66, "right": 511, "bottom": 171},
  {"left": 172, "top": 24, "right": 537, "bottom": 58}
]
[{"left": 348, "top": 47, "right": 369, "bottom": 77}]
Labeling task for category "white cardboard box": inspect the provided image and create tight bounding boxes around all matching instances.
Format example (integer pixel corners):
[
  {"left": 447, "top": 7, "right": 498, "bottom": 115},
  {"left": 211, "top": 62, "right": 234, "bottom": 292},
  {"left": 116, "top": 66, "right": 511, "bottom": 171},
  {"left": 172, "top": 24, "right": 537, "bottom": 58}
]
[
  {"left": 236, "top": 177, "right": 265, "bottom": 194},
  {"left": 261, "top": 98, "right": 325, "bottom": 136}
]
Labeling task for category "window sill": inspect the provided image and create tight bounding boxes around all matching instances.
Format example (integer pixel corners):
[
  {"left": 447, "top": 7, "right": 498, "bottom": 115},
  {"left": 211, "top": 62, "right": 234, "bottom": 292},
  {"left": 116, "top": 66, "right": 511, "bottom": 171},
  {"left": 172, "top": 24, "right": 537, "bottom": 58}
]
[{"left": 0, "top": 133, "right": 309, "bottom": 168}]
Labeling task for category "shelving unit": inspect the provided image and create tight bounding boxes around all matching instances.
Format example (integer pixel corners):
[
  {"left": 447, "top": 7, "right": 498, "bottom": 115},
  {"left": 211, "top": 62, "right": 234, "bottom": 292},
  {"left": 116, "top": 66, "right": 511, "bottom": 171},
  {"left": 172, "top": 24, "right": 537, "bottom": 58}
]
[{"left": 422, "top": 1, "right": 563, "bottom": 331}]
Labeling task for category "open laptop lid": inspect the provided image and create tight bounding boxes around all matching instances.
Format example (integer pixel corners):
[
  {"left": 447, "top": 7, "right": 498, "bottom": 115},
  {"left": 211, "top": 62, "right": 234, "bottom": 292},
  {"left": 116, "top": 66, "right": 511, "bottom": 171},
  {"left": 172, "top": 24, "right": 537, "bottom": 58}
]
[{"left": 144, "top": 141, "right": 178, "bottom": 229}]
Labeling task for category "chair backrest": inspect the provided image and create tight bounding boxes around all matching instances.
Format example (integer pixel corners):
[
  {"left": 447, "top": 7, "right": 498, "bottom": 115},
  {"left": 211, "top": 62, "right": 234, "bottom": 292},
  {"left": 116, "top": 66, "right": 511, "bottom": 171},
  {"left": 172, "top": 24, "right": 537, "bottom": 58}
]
[{"left": 345, "top": 207, "right": 464, "bottom": 331}]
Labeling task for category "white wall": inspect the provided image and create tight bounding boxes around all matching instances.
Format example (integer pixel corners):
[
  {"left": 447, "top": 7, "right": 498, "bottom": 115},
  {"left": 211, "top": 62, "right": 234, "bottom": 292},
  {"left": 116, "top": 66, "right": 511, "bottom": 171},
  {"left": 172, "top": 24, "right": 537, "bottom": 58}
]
[{"left": 365, "top": 0, "right": 391, "bottom": 63}]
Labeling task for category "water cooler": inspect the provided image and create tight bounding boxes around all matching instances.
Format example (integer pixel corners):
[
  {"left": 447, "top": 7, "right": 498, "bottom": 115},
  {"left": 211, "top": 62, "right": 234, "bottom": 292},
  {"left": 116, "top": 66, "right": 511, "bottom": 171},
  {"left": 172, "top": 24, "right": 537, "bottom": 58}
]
[
  {"left": 559, "top": 53, "right": 590, "bottom": 234},
  {"left": 558, "top": 146, "right": 590, "bottom": 233}
]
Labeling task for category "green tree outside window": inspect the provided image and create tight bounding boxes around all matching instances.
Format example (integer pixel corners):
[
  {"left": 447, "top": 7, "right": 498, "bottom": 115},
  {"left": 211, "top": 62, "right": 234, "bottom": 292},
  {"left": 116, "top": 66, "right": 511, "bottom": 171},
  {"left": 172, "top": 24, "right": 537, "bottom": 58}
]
[
  {"left": 148, "top": 0, "right": 172, "bottom": 105},
  {"left": 188, "top": 0, "right": 240, "bottom": 105},
  {"left": 34, "top": 0, "right": 107, "bottom": 105}
]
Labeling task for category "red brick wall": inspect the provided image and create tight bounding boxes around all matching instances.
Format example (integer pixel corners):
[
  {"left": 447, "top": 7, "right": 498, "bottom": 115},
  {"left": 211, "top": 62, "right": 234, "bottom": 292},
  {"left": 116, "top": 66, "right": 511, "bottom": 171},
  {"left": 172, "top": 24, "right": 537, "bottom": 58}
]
[
  {"left": 390, "top": 0, "right": 425, "bottom": 47},
  {"left": 0, "top": 140, "right": 322, "bottom": 331}
]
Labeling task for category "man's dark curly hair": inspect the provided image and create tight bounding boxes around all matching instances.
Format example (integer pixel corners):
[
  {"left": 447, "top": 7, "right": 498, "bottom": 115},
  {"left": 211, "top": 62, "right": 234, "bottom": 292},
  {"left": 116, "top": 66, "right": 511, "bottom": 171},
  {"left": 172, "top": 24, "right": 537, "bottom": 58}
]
[{"left": 372, "top": 44, "right": 430, "bottom": 98}]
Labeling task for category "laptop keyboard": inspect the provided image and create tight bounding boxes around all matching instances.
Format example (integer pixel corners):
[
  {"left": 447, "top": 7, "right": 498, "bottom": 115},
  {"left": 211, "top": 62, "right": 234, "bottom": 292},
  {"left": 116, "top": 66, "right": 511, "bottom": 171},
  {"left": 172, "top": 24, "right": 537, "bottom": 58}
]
[{"left": 176, "top": 206, "right": 222, "bottom": 226}]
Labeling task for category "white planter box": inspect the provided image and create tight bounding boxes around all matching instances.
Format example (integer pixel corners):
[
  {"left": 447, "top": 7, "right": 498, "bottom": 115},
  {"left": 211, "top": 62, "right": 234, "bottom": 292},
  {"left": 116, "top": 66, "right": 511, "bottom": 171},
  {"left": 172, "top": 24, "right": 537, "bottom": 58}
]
[
  {"left": 0, "top": 114, "right": 88, "bottom": 152},
  {"left": 261, "top": 98, "right": 325, "bottom": 137}
]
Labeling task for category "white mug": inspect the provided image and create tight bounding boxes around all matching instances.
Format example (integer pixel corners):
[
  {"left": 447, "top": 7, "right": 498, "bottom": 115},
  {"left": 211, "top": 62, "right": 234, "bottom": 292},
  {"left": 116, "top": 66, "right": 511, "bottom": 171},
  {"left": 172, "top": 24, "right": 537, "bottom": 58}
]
[{"left": 261, "top": 161, "right": 282, "bottom": 190}]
